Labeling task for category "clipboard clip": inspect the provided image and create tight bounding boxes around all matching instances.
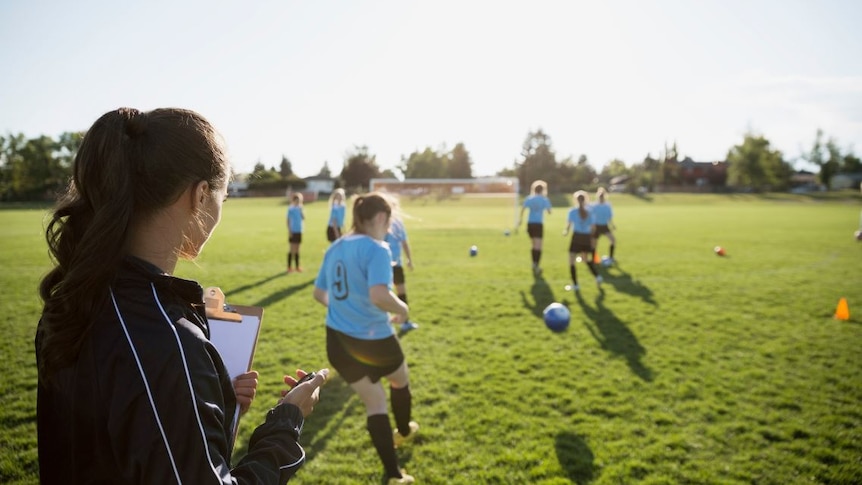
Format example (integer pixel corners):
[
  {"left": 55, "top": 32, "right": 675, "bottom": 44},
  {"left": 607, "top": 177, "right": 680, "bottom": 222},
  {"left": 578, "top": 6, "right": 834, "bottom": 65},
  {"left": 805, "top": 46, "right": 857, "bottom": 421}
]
[{"left": 204, "top": 287, "right": 242, "bottom": 322}]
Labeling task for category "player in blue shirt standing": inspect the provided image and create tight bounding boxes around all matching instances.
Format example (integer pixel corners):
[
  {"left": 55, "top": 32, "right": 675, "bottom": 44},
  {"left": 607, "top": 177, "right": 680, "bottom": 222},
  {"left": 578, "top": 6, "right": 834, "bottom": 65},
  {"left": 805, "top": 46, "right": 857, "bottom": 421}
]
[
  {"left": 286, "top": 192, "right": 305, "bottom": 272},
  {"left": 326, "top": 188, "right": 346, "bottom": 244},
  {"left": 592, "top": 187, "right": 617, "bottom": 263},
  {"left": 517, "top": 180, "right": 552, "bottom": 275},
  {"left": 313, "top": 193, "right": 419, "bottom": 485},
  {"left": 563, "top": 190, "right": 602, "bottom": 292},
  {"left": 385, "top": 202, "right": 418, "bottom": 334}
]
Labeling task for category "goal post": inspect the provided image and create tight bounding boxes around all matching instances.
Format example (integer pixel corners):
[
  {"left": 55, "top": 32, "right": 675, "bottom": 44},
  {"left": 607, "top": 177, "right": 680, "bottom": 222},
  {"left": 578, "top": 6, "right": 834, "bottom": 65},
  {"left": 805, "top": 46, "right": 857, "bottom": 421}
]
[{"left": 369, "top": 177, "right": 520, "bottom": 229}]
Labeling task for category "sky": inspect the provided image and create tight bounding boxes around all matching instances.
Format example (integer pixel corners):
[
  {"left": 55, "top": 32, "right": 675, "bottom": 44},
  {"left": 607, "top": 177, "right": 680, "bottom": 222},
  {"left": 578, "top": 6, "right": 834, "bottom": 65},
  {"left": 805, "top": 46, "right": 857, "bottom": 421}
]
[{"left": 2, "top": 0, "right": 861, "bottom": 177}]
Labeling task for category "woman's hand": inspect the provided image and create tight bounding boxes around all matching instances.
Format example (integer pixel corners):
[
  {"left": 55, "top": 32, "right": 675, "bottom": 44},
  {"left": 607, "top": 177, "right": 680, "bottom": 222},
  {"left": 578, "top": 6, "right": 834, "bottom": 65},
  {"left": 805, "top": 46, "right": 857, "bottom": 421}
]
[
  {"left": 279, "top": 368, "right": 329, "bottom": 417},
  {"left": 232, "top": 370, "right": 259, "bottom": 416}
]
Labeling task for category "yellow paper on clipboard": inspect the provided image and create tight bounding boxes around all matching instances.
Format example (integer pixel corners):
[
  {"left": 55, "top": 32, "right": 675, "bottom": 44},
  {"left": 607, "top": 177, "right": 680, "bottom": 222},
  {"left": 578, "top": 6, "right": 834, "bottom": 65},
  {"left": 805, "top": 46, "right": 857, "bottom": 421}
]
[{"left": 204, "top": 287, "right": 264, "bottom": 444}]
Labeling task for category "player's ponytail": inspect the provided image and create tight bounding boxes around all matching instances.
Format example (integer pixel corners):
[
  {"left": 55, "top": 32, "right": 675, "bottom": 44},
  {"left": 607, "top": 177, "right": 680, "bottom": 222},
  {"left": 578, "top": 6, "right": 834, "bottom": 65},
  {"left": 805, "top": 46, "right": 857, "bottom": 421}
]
[
  {"left": 38, "top": 107, "right": 229, "bottom": 382},
  {"left": 574, "top": 190, "right": 589, "bottom": 220}
]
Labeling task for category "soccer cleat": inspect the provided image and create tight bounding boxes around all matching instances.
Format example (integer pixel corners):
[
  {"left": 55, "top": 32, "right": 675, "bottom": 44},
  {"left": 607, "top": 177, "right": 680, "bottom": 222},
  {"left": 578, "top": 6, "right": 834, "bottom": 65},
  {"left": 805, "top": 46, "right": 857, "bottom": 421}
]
[
  {"left": 287, "top": 268, "right": 294, "bottom": 273},
  {"left": 295, "top": 267, "right": 303, "bottom": 273},
  {"left": 388, "top": 470, "right": 415, "bottom": 484},
  {"left": 393, "top": 421, "right": 419, "bottom": 448},
  {"left": 596, "top": 275, "right": 603, "bottom": 286},
  {"left": 572, "top": 285, "right": 580, "bottom": 292},
  {"left": 400, "top": 321, "right": 419, "bottom": 333}
]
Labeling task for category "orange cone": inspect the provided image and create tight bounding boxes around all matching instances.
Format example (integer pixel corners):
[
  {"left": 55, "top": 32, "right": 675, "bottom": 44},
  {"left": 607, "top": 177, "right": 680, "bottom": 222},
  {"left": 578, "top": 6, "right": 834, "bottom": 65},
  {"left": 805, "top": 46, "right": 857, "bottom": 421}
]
[
  {"left": 834, "top": 298, "right": 850, "bottom": 321},
  {"left": 593, "top": 252, "right": 601, "bottom": 264}
]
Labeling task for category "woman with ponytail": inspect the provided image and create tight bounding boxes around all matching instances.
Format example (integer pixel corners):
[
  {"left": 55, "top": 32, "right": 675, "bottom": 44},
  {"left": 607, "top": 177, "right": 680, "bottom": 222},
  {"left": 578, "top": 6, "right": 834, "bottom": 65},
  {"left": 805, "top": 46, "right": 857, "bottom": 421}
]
[
  {"left": 313, "top": 193, "right": 419, "bottom": 484},
  {"left": 517, "top": 179, "right": 552, "bottom": 275},
  {"left": 36, "top": 107, "right": 326, "bottom": 484},
  {"left": 563, "top": 190, "right": 602, "bottom": 292}
]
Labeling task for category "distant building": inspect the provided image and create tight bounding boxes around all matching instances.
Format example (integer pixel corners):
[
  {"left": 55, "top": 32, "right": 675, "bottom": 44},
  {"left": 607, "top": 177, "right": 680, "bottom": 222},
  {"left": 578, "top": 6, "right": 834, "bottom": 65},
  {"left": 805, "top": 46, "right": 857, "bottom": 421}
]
[
  {"left": 830, "top": 172, "right": 862, "bottom": 190},
  {"left": 304, "top": 175, "right": 336, "bottom": 195},
  {"left": 227, "top": 180, "right": 249, "bottom": 197},
  {"left": 676, "top": 157, "right": 728, "bottom": 187}
]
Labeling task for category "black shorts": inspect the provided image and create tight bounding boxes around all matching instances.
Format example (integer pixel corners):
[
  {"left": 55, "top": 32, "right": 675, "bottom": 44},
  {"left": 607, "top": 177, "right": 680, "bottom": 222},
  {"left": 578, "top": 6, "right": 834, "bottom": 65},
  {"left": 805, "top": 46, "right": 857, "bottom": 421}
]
[
  {"left": 527, "top": 223, "right": 544, "bottom": 239},
  {"left": 326, "top": 326, "right": 404, "bottom": 384},
  {"left": 569, "top": 233, "right": 593, "bottom": 253},
  {"left": 595, "top": 225, "right": 611, "bottom": 236},
  {"left": 392, "top": 265, "right": 405, "bottom": 285},
  {"left": 326, "top": 226, "right": 339, "bottom": 242},
  {"left": 289, "top": 232, "right": 302, "bottom": 244}
]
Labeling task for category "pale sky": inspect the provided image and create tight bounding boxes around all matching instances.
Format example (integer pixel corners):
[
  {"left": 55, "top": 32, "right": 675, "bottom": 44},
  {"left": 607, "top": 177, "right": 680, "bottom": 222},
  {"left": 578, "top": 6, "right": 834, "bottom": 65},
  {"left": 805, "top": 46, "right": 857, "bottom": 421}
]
[{"left": 2, "top": 0, "right": 861, "bottom": 177}]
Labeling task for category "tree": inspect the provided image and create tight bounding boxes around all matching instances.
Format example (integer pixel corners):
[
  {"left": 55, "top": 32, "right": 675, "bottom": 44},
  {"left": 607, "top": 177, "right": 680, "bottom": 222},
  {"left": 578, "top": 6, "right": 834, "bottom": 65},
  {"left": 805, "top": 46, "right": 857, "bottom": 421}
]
[
  {"left": 842, "top": 152, "right": 861, "bottom": 174},
  {"left": 448, "top": 143, "right": 473, "bottom": 178},
  {"left": 0, "top": 131, "right": 81, "bottom": 200},
  {"left": 279, "top": 156, "right": 293, "bottom": 179},
  {"left": 726, "top": 132, "right": 792, "bottom": 191},
  {"left": 802, "top": 130, "right": 838, "bottom": 190},
  {"left": 399, "top": 147, "right": 448, "bottom": 179},
  {"left": 250, "top": 161, "right": 281, "bottom": 183},
  {"left": 318, "top": 161, "right": 332, "bottom": 178},
  {"left": 517, "top": 129, "right": 559, "bottom": 192},
  {"left": 340, "top": 145, "right": 381, "bottom": 191},
  {"left": 599, "top": 159, "right": 629, "bottom": 183}
]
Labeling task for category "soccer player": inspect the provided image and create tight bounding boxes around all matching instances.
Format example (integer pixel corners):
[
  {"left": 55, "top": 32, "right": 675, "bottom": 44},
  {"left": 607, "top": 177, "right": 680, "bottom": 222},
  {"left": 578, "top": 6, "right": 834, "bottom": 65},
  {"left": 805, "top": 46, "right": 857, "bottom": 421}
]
[
  {"left": 385, "top": 200, "right": 418, "bottom": 333},
  {"left": 592, "top": 187, "right": 617, "bottom": 263},
  {"left": 564, "top": 190, "right": 602, "bottom": 291},
  {"left": 287, "top": 192, "right": 305, "bottom": 272},
  {"left": 35, "top": 107, "right": 327, "bottom": 484},
  {"left": 327, "top": 188, "right": 347, "bottom": 243},
  {"left": 314, "top": 193, "right": 419, "bottom": 485},
  {"left": 518, "top": 180, "right": 552, "bottom": 275}
]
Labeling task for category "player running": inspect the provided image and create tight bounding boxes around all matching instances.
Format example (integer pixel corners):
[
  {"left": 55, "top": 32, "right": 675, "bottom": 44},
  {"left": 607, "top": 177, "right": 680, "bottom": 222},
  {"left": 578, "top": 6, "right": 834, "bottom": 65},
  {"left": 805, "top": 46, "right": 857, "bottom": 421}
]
[
  {"left": 517, "top": 180, "right": 552, "bottom": 275},
  {"left": 564, "top": 190, "right": 602, "bottom": 292}
]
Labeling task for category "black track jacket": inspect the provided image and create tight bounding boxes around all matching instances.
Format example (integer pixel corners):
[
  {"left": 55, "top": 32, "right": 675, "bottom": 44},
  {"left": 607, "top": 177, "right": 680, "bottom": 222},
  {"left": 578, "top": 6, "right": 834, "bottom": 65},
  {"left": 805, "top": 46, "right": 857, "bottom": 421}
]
[{"left": 37, "top": 257, "right": 306, "bottom": 484}]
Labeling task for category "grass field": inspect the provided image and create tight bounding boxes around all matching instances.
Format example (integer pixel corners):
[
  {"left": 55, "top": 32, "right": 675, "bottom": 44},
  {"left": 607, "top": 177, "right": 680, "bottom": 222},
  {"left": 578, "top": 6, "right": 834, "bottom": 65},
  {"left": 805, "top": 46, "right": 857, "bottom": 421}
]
[{"left": 2, "top": 193, "right": 861, "bottom": 484}]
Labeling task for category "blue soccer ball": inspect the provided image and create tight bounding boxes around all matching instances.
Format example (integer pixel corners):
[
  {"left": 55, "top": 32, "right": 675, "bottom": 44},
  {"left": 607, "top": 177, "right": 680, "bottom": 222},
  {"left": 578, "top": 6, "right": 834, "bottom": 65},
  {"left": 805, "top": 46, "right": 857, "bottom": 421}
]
[
  {"left": 543, "top": 302, "right": 570, "bottom": 332},
  {"left": 469, "top": 245, "right": 478, "bottom": 257}
]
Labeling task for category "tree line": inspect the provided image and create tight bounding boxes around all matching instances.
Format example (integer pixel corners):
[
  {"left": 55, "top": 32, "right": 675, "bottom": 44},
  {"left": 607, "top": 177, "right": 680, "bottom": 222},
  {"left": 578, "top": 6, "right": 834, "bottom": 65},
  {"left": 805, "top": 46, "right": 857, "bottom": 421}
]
[{"left": 1, "top": 127, "right": 859, "bottom": 201}]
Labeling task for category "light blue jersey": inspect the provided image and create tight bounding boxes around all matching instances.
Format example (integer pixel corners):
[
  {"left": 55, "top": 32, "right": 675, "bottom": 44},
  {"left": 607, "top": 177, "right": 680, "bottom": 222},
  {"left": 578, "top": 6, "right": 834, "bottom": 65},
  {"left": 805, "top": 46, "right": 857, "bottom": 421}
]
[
  {"left": 568, "top": 207, "right": 595, "bottom": 234},
  {"left": 591, "top": 202, "right": 613, "bottom": 225},
  {"left": 523, "top": 195, "right": 552, "bottom": 223},
  {"left": 315, "top": 234, "right": 395, "bottom": 340},
  {"left": 384, "top": 220, "right": 408, "bottom": 266},
  {"left": 287, "top": 205, "right": 303, "bottom": 234},
  {"left": 329, "top": 203, "right": 345, "bottom": 229}
]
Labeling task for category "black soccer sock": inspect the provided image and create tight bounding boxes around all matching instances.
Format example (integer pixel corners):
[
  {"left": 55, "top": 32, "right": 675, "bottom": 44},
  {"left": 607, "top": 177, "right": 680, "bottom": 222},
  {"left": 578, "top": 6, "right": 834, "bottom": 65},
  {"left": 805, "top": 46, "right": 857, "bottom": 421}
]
[
  {"left": 610, "top": 244, "right": 615, "bottom": 258},
  {"left": 367, "top": 414, "right": 401, "bottom": 478},
  {"left": 531, "top": 249, "right": 539, "bottom": 265},
  {"left": 536, "top": 249, "right": 542, "bottom": 265},
  {"left": 287, "top": 253, "right": 293, "bottom": 268},
  {"left": 398, "top": 293, "right": 408, "bottom": 305},
  {"left": 390, "top": 385, "right": 412, "bottom": 437},
  {"left": 570, "top": 264, "right": 578, "bottom": 286},
  {"left": 587, "top": 262, "right": 599, "bottom": 277},
  {"left": 295, "top": 253, "right": 300, "bottom": 268}
]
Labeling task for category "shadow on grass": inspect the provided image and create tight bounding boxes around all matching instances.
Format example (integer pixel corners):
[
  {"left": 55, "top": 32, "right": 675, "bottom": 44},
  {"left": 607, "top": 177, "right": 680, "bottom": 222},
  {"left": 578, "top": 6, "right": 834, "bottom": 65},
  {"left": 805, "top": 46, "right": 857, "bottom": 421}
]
[
  {"left": 299, "top": 375, "right": 363, "bottom": 463},
  {"left": 572, "top": 291, "right": 654, "bottom": 382},
  {"left": 299, "top": 375, "right": 418, "bottom": 484},
  {"left": 555, "top": 431, "right": 597, "bottom": 484},
  {"left": 603, "top": 263, "right": 657, "bottom": 306},
  {"left": 249, "top": 279, "right": 315, "bottom": 308},
  {"left": 225, "top": 272, "right": 290, "bottom": 299},
  {"left": 520, "top": 272, "right": 556, "bottom": 320}
]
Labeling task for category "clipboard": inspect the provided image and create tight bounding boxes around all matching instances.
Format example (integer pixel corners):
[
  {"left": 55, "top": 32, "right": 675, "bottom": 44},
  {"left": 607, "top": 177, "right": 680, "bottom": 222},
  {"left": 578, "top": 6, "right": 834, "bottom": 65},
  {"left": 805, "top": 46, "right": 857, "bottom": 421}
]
[{"left": 204, "top": 287, "right": 264, "bottom": 444}]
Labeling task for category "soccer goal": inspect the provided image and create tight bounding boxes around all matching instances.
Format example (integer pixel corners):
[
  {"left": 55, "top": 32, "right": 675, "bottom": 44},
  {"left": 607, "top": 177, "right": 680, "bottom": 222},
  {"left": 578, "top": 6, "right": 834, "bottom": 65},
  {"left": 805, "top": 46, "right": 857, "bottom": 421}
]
[{"left": 369, "top": 177, "right": 520, "bottom": 228}]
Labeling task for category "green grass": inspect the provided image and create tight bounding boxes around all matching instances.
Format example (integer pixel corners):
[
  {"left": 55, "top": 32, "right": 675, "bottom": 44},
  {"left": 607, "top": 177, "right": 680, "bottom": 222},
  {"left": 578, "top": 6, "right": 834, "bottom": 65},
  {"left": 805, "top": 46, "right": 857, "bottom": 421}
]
[{"left": 2, "top": 193, "right": 861, "bottom": 484}]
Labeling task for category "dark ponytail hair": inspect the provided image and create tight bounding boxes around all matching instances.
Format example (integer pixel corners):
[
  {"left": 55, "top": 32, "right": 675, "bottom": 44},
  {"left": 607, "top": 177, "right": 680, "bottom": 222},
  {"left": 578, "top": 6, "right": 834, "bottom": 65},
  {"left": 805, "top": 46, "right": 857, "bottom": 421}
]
[
  {"left": 351, "top": 192, "right": 392, "bottom": 234},
  {"left": 574, "top": 190, "right": 589, "bottom": 220},
  {"left": 38, "top": 107, "right": 229, "bottom": 381}
]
